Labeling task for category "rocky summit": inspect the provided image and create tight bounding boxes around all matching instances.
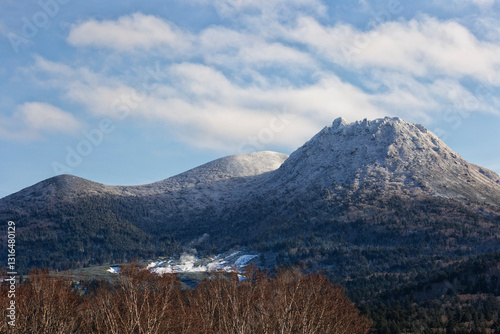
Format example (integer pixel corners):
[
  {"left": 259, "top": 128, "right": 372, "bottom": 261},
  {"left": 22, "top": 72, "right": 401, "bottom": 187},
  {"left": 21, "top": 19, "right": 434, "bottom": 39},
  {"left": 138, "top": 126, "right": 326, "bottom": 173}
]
[{"left": 262, "top": 117, "right": 500, "bottom": 205}]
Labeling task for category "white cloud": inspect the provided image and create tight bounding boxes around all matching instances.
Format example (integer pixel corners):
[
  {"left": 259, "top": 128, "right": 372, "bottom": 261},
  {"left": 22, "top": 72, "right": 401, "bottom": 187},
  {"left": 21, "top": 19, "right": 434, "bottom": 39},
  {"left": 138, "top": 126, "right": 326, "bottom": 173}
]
[
  {"left": 33, "top": 56, "right": 75, "bottom": 77},
  {"left": 30, "top": 58, "right": 383, "bottom": 150},
  {"left": 67, "top": 13, "right": 192, "bottom": 52},
  {"left": 66, "top": 14, "right": 316, "bottom": 75},
  {"left": 30, "top": 47, "right": 500, "bottom": 150},
  {"left": 64, "top": 11, "right": 500, "bottom": 88},
  {"left": 0, "top": 102, "right": 82, "bottom": 140},
  {"left": 17, "top": 102, "right": 82, "bottom": 133},
  {"left": 199, "top": 27, "right": 315, "bottom": 71},
  {"left": 34, "top": 57, "right": 477, "bottom": 151},
  {"left": 283, "top": 15, "right": 500, "bottom": 83},
  {"left": 36, "top": 9, "right": 500, "bottom": 151}
]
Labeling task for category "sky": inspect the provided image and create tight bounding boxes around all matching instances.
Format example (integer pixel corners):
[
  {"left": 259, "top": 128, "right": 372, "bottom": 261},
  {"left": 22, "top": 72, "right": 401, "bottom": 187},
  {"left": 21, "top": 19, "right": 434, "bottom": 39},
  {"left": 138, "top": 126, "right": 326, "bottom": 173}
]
[{"left": 1, "top": 0, "right": 500, "bottom": 198}]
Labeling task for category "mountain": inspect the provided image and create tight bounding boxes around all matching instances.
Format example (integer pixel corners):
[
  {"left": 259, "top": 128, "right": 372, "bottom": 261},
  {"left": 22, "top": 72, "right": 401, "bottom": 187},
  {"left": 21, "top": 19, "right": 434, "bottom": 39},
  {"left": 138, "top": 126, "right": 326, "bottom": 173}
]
[
  {"left": 2, "top": 151, "right": 288, "bottom": 201},
  {"left": 265, "top": 117, "right": 500, "bottom": 204},
  {"left": 0, "top": 151, "right": 288, "bottom": 269},
  {"left": 1, "top": 117, "right": 500, "bottom": 278}
]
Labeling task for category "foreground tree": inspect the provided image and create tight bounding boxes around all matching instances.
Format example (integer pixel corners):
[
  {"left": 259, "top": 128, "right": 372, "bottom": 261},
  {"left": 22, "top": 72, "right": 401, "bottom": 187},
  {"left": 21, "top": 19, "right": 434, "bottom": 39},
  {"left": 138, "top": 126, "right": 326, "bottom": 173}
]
[{"left": 0, "top": 265, "right": 371, "bottom": 334}]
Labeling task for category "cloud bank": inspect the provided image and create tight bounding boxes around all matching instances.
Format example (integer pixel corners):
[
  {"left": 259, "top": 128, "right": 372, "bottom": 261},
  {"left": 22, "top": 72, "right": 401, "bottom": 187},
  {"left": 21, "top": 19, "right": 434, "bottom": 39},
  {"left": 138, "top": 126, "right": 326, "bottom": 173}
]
[{"left": 14, "top": 2, "right": 500, "bottom": 151}]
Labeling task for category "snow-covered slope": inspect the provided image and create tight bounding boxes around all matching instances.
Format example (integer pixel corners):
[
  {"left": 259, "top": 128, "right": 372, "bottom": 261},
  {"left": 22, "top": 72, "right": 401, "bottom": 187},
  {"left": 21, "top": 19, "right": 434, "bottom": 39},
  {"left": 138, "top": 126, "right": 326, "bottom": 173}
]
[
  {"left": 261, "top": 117, "right": 500, "bottom": 206},
  {"left": 3, "top": 117, "right": 500, "bottom": 212},
  {"left": 126, "top": 151, "right": 289, "bottom": 195},
  {"left": 0, "top": 151, "right": 288, "bottom": 204},
  {"left": 6, "top": 118, "right": 499, "bottom": 207},
  {"left": 113, "top": 151, "right": 290, "bottom": 216}
]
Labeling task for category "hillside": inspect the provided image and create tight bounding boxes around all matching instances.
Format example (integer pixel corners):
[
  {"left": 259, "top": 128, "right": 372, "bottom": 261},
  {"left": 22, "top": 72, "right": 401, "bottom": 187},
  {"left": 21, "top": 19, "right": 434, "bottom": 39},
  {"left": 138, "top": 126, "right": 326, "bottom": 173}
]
[
  {"left": 1, "top": 117, "right": 499, "bottom": 279},
  {"left": 0, "top": 151, "right": 289, "bottom": 269}
]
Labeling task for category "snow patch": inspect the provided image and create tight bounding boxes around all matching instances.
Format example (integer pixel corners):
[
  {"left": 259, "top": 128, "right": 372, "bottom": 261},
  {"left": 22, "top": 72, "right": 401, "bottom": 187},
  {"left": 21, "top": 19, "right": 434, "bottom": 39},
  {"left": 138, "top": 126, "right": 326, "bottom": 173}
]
[
  {"left": 146, "top": 250, "right": 258, "bottom": 275},
  {"left": 234, "top": 255, "right": 258, "bottom": 266},
  {"left": 107, "top": 266, "right": 120, "bottom": 274}
]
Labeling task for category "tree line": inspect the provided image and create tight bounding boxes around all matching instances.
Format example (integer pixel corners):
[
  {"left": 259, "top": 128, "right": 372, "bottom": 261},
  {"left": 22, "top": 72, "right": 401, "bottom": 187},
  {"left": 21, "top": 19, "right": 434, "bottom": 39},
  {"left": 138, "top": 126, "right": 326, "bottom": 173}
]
[{"left": 0, "top": 264, "right": 371, "bottom": 334}]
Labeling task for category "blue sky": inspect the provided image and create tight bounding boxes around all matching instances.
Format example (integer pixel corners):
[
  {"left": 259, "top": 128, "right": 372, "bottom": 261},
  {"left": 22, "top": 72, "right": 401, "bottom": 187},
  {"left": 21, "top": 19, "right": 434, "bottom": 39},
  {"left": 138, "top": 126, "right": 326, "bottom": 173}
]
[{"left": 1, "top": 0, "right": 500, "bottom": 198}]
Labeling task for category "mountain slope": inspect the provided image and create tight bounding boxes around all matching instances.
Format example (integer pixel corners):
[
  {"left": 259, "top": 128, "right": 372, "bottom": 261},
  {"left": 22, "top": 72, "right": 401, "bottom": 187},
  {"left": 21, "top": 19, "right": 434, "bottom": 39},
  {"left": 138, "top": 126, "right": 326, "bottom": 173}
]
[
  {"left": 0, "top": 151, "right": 289, "bottom": 270},
  {"left": 1, "top": 151, "right": 289, "bottom": 202},
  {"left": 0, "top": 117, "right": 499, "bottom": 274},
  {"left": 260, "top": 117, "right": 500, "bottom": 205}
]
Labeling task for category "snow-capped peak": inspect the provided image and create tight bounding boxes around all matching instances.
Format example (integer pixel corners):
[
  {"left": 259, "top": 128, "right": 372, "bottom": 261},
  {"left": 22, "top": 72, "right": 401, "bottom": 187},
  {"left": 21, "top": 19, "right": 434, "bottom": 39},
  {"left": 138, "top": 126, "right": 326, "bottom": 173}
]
[{"left": 265, "top": 117, "right": 500, "bottom": 205}]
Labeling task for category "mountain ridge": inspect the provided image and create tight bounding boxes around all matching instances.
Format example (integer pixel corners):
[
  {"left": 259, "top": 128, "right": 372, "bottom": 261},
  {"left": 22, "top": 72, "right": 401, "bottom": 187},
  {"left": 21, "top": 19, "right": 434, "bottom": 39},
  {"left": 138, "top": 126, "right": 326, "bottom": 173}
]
[
  {"left": 1, "top": 116, "right": 500, "bottom": 275},
  {"left": 4, "top": 117, "right": 499, "bottom": 206},
  {"left": 0, "top": 151, "right": 289, "bottom": 202}
]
